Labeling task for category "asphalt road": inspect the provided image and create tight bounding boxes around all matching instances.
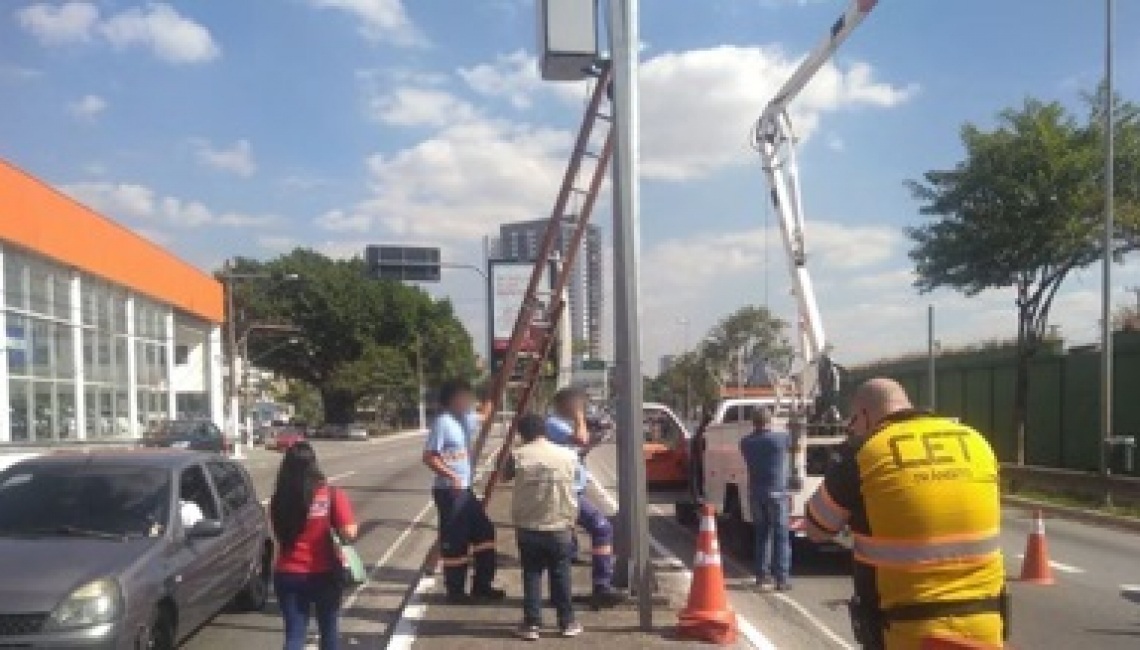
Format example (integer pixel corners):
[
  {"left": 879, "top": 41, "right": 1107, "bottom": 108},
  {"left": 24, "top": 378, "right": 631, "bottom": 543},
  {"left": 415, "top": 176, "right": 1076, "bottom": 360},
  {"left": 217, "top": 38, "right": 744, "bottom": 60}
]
[
  {"left": 181, "top": 434, "right": 438, "bottom": 650},
  {"left": 588, "top": 441, "right": 1140, "bottom": 650}
]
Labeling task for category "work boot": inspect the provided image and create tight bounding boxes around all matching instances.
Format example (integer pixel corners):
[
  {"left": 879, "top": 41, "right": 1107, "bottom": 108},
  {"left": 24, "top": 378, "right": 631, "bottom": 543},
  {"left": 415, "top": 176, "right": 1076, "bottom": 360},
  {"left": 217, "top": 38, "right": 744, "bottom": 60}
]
[
  {"left": 472, "top": 586, "right": 507, "bottom": 602},
  {"left": 590, "top": 587, "right": 626, "bottom": 609}
]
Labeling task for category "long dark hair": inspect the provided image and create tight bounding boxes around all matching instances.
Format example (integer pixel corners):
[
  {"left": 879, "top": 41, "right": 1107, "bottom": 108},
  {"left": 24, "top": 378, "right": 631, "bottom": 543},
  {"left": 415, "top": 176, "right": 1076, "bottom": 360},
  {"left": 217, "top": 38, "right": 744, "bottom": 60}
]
[{"left": 269, "top": 442, "right": 325, "bottom": 551}]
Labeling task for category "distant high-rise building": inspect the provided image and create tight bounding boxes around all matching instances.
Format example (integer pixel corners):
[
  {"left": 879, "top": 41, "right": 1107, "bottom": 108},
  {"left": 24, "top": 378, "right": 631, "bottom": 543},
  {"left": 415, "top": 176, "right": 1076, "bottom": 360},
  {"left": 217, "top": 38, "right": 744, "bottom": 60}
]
[{"left": 491, "top": 217, "right": 603, "bottom": 361}]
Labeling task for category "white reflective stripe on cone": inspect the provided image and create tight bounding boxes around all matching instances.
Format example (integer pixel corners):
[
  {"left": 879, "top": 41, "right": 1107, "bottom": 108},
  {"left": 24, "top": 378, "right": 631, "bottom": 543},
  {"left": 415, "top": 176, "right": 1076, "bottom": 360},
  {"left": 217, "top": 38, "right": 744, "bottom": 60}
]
[
  {"left": 694, "top": 552, "right": 722, "bottom": 566},
  {"left": 1033, "top": 513, "right": 1045, "bottom": 534},
  {"left": 700, "top": 516, "right": 717, "bottom": 533}
]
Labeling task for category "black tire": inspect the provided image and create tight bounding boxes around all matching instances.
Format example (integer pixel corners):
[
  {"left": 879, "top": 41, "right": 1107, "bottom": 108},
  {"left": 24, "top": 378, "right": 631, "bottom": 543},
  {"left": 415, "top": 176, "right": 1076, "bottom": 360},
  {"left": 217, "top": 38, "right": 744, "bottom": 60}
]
[
  {"left": 143, "top": 606, "right": 176, "bottom": 650},
  {"left": 233, "top": 548, "right": 270, "bottom": 611}
]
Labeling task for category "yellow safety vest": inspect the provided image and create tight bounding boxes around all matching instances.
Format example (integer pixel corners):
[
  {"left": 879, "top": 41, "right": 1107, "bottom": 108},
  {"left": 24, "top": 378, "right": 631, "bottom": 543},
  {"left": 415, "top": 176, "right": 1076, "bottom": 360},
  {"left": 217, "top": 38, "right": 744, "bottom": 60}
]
[{"left": 816, "top": 412, "right": 1005, "bottom": 610}]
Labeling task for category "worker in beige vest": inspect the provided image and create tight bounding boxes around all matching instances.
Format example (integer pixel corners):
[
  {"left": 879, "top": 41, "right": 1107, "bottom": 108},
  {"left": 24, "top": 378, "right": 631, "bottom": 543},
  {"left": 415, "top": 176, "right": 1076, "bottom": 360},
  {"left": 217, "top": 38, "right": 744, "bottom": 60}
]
[{"left": 506, "top": 413, "right": 583, "bottom": 641}]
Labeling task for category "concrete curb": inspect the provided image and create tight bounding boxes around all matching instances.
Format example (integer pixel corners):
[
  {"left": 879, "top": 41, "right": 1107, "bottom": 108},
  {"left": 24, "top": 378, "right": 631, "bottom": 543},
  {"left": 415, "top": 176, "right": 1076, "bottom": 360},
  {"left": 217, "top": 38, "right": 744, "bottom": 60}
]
[{"left": 1002, "top": 495, "right": 1140, "bottom": 534}]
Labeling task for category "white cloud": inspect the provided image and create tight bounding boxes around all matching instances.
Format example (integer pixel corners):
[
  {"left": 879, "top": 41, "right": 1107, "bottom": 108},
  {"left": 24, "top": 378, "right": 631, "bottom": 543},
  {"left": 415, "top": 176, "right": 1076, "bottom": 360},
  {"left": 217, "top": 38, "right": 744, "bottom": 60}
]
[
  {"left": 18, "top": 2, "right": 218, "bottom": 64},
  {"left": 16, "top": 2, "right": 99, "bottom": 45},
  {"left": 827, "top": 134, "right": 845, "bottom": 152},
  {"left": 370, "top": 87, "right": 478, "bottom": 127},
  {"left": 309, "top": 0, "right": 426, "bottom": 47},
  {"left": 0, "top": 65, "right": 43, "bottom": 81},
  {"left": 191, "top": 139, "right": 257, "bottom": 177},
  {"left": 100, "top": 4, "right": 219, "bottom": 64},
  {"left": 459, "top": 49, "right": 585, "bottom": 109},
  {"left": 68, "top": 94, "right": 107, "bottom": 118},
  {"left": 60, "top": 181, "right": 276, "bottom": 229},
  {"left": 638, "top": 46, "right": 916, "bottom": 181}
]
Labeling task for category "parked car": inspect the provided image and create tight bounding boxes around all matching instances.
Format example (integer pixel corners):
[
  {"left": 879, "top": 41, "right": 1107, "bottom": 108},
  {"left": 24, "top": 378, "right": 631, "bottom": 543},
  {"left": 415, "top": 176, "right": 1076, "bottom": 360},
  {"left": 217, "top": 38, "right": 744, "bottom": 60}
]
[
  {"left": 143, "top": 420, "right": 228, "bottom": 454},
  {"left": 0, "top": 451, "right": 271, "bottom": 649},
  {"left": 330, "top": 423, "right": 370, "bottom": 441},
  {"left": 266, "top": 426, "right": 305, "bottom": 452}
]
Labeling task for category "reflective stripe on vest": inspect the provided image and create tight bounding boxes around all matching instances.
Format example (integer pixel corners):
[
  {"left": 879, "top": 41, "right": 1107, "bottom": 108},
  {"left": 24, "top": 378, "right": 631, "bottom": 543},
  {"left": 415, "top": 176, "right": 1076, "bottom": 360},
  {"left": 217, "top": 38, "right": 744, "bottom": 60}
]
[
  {"left": 852, "top": 530, "right": 1001, "bottom": 570},
  {"left": 807, "top": 486, "right": 849, "bottom": 534}
]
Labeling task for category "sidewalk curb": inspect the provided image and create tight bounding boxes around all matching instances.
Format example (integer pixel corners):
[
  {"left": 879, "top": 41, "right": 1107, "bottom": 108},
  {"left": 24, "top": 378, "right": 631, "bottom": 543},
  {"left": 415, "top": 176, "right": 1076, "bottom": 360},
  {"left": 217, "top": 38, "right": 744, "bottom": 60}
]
[{"left": 1002, "top": 495, "right": 1140, "bottom": 534}]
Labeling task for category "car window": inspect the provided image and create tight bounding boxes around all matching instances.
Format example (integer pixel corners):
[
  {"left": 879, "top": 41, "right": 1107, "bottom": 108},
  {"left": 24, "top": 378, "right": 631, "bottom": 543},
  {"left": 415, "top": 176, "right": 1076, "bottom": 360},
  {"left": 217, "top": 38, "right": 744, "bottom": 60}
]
[
  {"left": 179, "top": 465, "right": 221, "bottom": 524},
  {"left": 723, "top": 406, "right": 741, "bottom": 423},
  {"left": 206, "top": 461, "right": 253, "bottom": 514},
  {"left": 0, "top": 463, "right": 170, "bottom": 538}
]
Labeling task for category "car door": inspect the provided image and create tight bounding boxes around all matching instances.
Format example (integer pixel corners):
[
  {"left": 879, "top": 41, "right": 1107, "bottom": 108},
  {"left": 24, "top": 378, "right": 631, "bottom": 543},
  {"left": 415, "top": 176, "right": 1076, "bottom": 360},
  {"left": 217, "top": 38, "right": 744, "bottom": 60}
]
[
  {"left": 169, "top": 462, "right": 228, "bottom": 633},
  {"left": 206, "top": 460, "right": 262, "bottom": 598}
]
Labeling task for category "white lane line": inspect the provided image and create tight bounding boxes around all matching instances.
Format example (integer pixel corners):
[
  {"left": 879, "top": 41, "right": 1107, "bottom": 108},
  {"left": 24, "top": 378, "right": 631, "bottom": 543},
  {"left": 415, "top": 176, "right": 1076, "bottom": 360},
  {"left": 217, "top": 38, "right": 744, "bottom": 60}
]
[
  {"left": 343, "top": 499, "right": 435, "bottom": 609},
  {"left": 586, "top": 464, "right": 777, "bottom": 650},
  {"left": 1013, "top": 554, "right": 1084, "bottom": 574},
  {"left": 327, "top": 470, "right": 357, "bottom": 483},
  {"left": 386, "top": 575, "right": 436, "bottom": 650},
  {"left": 772, "top": 593, "right": 854, "bottom": 650}
]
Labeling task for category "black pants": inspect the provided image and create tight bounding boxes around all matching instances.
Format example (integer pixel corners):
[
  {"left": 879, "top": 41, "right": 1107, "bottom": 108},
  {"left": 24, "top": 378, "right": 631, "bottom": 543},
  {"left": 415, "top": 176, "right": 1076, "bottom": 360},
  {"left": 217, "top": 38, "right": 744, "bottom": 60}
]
[
  {"left": 517, "top": 528, "right": 575, "bottom": 628},
  {"left": 433, "top": 488, "right": 496, "bottom": 596}
]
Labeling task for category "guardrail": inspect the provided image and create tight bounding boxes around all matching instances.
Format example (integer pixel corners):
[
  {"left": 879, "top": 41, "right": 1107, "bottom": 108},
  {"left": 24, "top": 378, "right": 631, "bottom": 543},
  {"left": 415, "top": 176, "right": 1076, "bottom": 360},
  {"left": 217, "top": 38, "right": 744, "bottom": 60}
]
[{"left": 1001, "top": 463, "right": 1140, "bottom": 508}]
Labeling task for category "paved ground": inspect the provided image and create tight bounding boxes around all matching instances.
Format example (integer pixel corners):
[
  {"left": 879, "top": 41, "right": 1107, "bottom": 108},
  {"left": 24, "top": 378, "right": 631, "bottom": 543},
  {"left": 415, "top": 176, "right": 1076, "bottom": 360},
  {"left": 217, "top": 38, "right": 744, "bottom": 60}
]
[
  {"left": 588, "top": 442, "right": 1140, "bottom": 650},
  {"left": 181, "top": 433, "right": 440, "bottom": 650}
]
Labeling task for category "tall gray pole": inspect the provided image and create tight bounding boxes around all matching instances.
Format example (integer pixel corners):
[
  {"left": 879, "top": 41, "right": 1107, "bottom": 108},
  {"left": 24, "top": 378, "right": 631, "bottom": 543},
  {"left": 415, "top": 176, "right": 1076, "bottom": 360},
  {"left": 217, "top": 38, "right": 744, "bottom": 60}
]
[
  {"left": 607, "top": 0, "right": 651, "bottom": 629},
  {"left": 1100, "top": 0, "right": 1116, "bottom": 494},
  {"left": 224, "top": 260, "right": 243, "bottom": 459},
  {"left": 927, "top": 304, "right": 936, "bottom": 411}
]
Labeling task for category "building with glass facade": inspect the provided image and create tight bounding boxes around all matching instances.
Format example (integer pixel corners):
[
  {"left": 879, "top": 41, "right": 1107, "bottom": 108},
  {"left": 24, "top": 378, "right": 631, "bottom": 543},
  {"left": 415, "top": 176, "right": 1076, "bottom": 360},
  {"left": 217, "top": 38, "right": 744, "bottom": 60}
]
[{"left": 1, "top": 161, "right": 224, "bottom": 443}]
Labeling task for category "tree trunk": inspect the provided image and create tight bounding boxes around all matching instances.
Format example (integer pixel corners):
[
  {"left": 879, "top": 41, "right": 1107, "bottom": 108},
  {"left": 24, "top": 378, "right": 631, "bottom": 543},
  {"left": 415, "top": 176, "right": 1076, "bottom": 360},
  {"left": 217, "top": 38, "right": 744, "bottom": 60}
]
[{"left": 320, "top": 388, "right": 358, "bottom": 424}]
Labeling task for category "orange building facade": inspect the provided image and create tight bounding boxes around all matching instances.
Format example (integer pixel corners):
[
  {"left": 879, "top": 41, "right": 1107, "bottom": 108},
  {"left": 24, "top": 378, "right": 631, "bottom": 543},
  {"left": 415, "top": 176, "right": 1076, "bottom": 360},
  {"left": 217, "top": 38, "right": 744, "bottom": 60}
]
[{"left": 1, "top": 160, "right": 225, "bottom": 442}]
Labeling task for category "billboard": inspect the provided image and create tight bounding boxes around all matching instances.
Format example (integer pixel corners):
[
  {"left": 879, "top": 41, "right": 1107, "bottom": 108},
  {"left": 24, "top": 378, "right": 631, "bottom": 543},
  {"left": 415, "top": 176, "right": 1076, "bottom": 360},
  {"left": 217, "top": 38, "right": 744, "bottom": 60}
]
[{"left": 489, "top": 260, "right": 556, "bottom": 353}]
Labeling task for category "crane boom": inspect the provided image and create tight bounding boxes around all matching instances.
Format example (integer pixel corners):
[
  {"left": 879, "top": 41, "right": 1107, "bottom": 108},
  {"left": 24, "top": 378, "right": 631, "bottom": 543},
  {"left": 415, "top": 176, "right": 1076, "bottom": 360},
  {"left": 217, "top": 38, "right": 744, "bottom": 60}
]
[{"left": 751, "top": 0, "right": 878, "bottom": 424}]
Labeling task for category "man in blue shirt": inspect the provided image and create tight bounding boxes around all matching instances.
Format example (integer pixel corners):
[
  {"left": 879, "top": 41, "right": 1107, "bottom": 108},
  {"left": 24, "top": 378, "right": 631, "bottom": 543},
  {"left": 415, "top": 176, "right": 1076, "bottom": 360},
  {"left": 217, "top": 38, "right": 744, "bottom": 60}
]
[
  {"left": 738, "top": 407, "right": 792, "bottom": 591},
  {"left": 423, "top": 378, "right": 505, "bottom": 603},
  {"left": 546, "top": 387, "right": 624, "bottom": 608}
]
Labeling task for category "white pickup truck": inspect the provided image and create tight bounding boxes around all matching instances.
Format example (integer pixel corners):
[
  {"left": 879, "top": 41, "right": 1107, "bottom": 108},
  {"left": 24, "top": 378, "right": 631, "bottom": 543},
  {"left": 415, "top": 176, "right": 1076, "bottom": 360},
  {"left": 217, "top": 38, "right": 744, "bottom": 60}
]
[{"left": 684, "top": 396, "right": 849, "bottom": 551}]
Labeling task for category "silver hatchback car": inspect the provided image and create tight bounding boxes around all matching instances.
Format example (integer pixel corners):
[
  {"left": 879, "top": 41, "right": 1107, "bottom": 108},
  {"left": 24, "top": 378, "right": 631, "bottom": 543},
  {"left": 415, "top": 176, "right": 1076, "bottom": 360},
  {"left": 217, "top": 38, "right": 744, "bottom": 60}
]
[{"left": 0, "top": 451, "right": 271, "bottom": 649}]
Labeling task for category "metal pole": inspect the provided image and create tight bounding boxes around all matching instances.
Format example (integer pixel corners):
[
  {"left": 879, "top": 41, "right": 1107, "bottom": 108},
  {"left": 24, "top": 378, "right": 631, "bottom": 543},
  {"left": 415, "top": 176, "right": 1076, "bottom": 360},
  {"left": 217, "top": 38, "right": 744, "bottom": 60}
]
[
  {"left": 1100, "top": 0, "right": 1116, "bottom": 500},
  {"left": 242, "top": 333, "right": 252, "bottom": 444},
  {"left": 224, "top": 261, "right": 244, "bottom": 459},
  {"left": 417, "top": 335, "right": 427, "bottom": 432},
  {"left": 608, "top": 0, "right": 651, "bottom": 629},
  {"left": 928, "top": 304, "right": 936, "bottom": 411}
]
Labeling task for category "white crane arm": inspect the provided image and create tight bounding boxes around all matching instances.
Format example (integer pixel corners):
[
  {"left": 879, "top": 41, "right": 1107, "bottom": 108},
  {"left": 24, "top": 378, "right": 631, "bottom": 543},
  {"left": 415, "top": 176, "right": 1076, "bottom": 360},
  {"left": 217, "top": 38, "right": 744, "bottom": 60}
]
[{"left": 751, "top": 0, "right": 878, "bottom": 423}]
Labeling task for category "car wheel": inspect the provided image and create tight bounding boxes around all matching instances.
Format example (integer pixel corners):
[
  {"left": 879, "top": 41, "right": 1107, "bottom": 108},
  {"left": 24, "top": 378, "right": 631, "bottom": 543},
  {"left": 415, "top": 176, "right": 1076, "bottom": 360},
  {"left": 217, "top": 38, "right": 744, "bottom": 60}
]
[
  {"left": 143, "top": 606, "right": 176, "bottom": 650},
  {"left": 234, "top": 548, "right": 271, "bottom": 611}
]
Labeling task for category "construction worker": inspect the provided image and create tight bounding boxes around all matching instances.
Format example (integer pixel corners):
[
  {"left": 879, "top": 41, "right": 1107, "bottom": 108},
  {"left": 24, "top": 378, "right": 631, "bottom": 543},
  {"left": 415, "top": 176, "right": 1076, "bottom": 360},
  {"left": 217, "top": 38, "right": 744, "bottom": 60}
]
[
  {"left": 738, "top": 407, "right": 792, "bottom": 592},
  {"left": 805, "top": 378, "right": 1007, "bottom": 650},
  {"left": 546, "top": 387, "right": 625, "bottom": 608},
  {"left": 422, "top": 378, "right": 505, "bottom": 604}
]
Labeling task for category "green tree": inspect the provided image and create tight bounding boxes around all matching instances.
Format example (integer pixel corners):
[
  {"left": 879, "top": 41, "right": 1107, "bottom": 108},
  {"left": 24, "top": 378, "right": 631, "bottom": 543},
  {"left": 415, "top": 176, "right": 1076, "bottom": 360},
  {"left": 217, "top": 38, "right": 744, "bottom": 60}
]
[
  {"left": 700, "top": 305, "right": 793, "bottom": 388},
  {"left": 907, "top": 90, "right": 1140, "bottom": 463},
  {"left": 228, "top": 249, "right": 476, "bottom": 423}
]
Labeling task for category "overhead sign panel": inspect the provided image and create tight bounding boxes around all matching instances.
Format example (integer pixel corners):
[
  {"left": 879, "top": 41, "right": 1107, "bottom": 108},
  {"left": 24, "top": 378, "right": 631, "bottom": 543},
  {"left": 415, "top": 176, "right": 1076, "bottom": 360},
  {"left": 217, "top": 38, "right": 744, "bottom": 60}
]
[{"left": 366, "top": 245, "right": 441, "bottom": 283}]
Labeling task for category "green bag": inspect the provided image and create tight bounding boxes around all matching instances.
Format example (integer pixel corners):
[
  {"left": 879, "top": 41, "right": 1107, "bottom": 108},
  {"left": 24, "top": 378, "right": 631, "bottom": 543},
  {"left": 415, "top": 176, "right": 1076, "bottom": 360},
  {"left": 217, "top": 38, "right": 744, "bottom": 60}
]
[{"left": 329, "top": 488, "right": 367, "bottom": 587}]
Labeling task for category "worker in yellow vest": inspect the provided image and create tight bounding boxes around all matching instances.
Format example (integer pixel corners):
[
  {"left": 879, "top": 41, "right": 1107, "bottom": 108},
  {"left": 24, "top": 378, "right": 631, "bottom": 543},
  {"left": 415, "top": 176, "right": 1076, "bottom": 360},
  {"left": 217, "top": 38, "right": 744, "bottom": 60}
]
[{"left": 805, "top": 378, "right": 1008, "bottom": 650}]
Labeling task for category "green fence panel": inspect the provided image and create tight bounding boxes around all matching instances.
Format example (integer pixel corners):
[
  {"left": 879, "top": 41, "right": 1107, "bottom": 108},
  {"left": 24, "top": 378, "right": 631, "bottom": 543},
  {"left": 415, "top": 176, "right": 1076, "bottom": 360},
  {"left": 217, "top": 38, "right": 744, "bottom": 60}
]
[
  {"left": 1062, "top": 352, "right": 1099, "bottom": 472},
  {"left": 1026, "top": 358, "right": 1063, "bottom": 467},
  {"left": 936, "top": 367, "right": 965, "bottom": 417},
  {"left": 963, "top": 367, "right": 994, "bottom": 439},
  {"left": 990, "top": 364, "right": 1017, "bottom": 462}
]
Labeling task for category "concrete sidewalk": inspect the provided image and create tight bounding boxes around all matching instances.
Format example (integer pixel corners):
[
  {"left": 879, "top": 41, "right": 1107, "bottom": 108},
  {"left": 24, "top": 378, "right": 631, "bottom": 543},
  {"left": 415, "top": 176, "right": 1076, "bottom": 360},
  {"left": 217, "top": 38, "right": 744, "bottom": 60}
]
[{"left": 399, "top": 483, "right": 754, "bottom": 649}]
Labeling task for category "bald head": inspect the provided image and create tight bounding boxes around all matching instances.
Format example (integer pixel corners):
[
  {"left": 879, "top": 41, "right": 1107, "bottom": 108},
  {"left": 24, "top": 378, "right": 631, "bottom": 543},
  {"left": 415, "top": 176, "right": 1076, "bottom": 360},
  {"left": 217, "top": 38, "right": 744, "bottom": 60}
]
[{"left": 850, "top": 378, "right": 913, "bottom": 435}]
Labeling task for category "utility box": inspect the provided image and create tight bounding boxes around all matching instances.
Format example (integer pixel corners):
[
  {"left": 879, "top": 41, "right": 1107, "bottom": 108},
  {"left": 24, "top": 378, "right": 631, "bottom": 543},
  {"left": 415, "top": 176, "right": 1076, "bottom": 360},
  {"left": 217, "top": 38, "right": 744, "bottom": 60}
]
[{"left": 537, "top": 0, "right": 598, "bottom": 82}]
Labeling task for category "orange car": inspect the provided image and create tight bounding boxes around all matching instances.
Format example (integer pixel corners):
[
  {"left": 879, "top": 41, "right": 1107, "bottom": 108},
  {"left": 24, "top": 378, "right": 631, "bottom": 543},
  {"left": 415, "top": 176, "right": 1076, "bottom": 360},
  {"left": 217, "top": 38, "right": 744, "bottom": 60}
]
[{"left": 642, "top": 403, "right": 691, "bottom": 488}]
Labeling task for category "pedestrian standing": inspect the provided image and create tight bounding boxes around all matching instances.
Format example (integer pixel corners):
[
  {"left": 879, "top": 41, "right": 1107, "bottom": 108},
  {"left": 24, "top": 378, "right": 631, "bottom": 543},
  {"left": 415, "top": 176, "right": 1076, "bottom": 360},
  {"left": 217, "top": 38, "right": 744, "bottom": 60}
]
[
  {"left": 269, "top": 442, "right": 358, "bottom": 650},
  {"left": 423, "top": 378, "right": 506, "bottom": 603},
  {"left": 806, "top": 378, "right": 1006, "bottom": 649},
  {"left": 506, "top": 414, "right": 584, "bottom": 641},
  {"left": 545, "top": 387, "right": 624, "bottom": 608},
  {"left": 738, "top": 407, "right": 792, "bottom": 592}
]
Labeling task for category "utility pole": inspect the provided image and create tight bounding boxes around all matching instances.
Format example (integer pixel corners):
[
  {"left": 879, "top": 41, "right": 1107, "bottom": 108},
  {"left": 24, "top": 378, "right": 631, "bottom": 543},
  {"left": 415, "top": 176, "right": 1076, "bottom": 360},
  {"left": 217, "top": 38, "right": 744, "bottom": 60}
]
[
  {"left": 928, "top": 305, "right": 936, "bottom": 411},
  {"left": 415, "top": 334, "right": 426, "bottom": 432},
  {"left": 223, "top": 260, "right": 243, "bottom": 459},
  {"left": 608, "top": 0, "right": 651, "bottom": 629},
  {"left": 1100, "top": 0, "right": 1116, "bottom": 503}
]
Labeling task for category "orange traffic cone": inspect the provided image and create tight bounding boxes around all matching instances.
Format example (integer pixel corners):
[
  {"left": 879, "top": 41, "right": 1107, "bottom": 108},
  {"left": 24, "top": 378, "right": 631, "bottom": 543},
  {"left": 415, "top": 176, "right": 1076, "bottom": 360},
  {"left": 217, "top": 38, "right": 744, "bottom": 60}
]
[
  {"left": 922, "top": 635, "right": 1005, "bottom": 649},
  {"left": 676, "top": 505, "right": 738, "bottom": 645},
  {"left": 1019, "top": 510, "right": 1054, "bottom": 585}
]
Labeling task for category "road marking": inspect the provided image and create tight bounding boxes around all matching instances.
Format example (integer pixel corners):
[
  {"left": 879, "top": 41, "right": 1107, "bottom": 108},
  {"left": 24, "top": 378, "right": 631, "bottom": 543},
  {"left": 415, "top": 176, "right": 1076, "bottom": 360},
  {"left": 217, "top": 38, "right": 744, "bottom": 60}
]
[
  {"left": 343, "top": 499, "right": 435, "bottom": 609},
  {"left": 1014, "top": 554, "right": 1084, "bottom": 574},
  {"left": 586, "top": 465, "right": 777, "bottom": 650},
  {"left": 327, "top": 470, "right": 357, "bottom": 483},
  {"left": 772, "top": 593, "right": 855, "bottom": 650},
  {"left": 386, "top": 575, "right": 436, "bottom": 650}
]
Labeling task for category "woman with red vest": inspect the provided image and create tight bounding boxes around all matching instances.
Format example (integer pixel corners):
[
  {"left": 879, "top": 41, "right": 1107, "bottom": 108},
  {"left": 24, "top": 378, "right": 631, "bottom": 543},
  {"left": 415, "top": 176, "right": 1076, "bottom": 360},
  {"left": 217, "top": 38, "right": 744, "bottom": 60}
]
[{"left": 269, "top": 442, "right": 358, "bottom": 650}]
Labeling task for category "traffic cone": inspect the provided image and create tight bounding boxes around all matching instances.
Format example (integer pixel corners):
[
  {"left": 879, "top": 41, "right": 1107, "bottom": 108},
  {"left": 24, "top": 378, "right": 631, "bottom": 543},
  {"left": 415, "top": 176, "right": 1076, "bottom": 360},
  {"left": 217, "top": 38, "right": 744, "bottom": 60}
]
[
  {"left": 676, "top": 505, "right": 738, "bottom": 645},
  {"left": 1019, "top": 510, "right": 1054, "bottom": 585}
]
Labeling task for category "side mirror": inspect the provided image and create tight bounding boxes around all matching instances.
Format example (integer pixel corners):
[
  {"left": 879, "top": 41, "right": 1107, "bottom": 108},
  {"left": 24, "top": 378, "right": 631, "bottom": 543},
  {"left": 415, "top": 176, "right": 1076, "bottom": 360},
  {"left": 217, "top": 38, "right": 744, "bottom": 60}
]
[{"left": 187, "top": 519, "right": 224, "bottom": 539}]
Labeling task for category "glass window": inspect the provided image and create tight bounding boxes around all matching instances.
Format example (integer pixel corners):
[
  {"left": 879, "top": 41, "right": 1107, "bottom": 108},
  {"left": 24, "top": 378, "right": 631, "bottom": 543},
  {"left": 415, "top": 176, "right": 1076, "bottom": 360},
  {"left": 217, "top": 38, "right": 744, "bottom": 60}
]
[
  {"left": 114, "top": 390, "right": 129, "bottom": 437},
  {"left": 85, "top": 386, "right": 99, "bottom": 438},
  {"left": 30, "top": 320, "right": 52, "bottom": 378},
  {"left": 32, "top": 382, "right": 54, "bottom": 441},
  {"left": 206, "top": 461, "right": 252, "bottom": 515},
  {"left": 178, "top": 465, "right": 220, "bottom": 522},
  {"left": 8, "top": 379, "right": 30, "bottom": 442},
  {"left": 4, "top": 252, "right": 27, "bottom": 311},
  {"left": 5, "top": 314, "right": 28, "bottom": 377},
  {"left": 0, "top": 463, "right": 171, "bottom": 538},
  {"left": 27, "top": 262, "right": 51, "bottom": 317},
  {"left": 53, "top": 272, "right": 71, "bottom": 321},
  {"left": 57, "top": 384, "right": 76, "bottom": 439},
  {"left": 114, "top": 337, "right": 128, "bottom": 384},
  {"left": 54, "top": 325, "right": 75, "bottom": 381}
]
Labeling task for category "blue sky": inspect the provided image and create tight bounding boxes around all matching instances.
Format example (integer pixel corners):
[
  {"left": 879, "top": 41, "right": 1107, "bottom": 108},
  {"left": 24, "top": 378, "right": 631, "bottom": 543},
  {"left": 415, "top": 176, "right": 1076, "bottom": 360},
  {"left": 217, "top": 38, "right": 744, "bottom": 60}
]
[{"left": 3, "top": 0, "right": 1140, "bottom": 371}]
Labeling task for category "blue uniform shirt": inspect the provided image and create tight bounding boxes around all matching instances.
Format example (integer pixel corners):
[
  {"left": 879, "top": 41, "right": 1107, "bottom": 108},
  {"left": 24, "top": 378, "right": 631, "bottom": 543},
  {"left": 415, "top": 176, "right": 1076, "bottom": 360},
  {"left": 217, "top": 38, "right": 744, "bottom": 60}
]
[
  {"left": 425, "top": 412, "right": 472, "bottom": 489},
  {"left": 739, "top": 429, "right": 790, "bottom": 498},
  {"left": 464, "top": 410, "right": 480, "bottom": 445},
  {"left": 545, "top": 415, "right": 589, "bottom": 493}
]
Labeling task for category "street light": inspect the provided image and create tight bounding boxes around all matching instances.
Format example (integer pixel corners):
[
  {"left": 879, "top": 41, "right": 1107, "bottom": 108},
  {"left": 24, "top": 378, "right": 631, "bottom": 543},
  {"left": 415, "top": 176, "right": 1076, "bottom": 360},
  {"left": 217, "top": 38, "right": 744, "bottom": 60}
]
[{"left": 220, "top": 262, "right": 301, "bottom": 458}]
